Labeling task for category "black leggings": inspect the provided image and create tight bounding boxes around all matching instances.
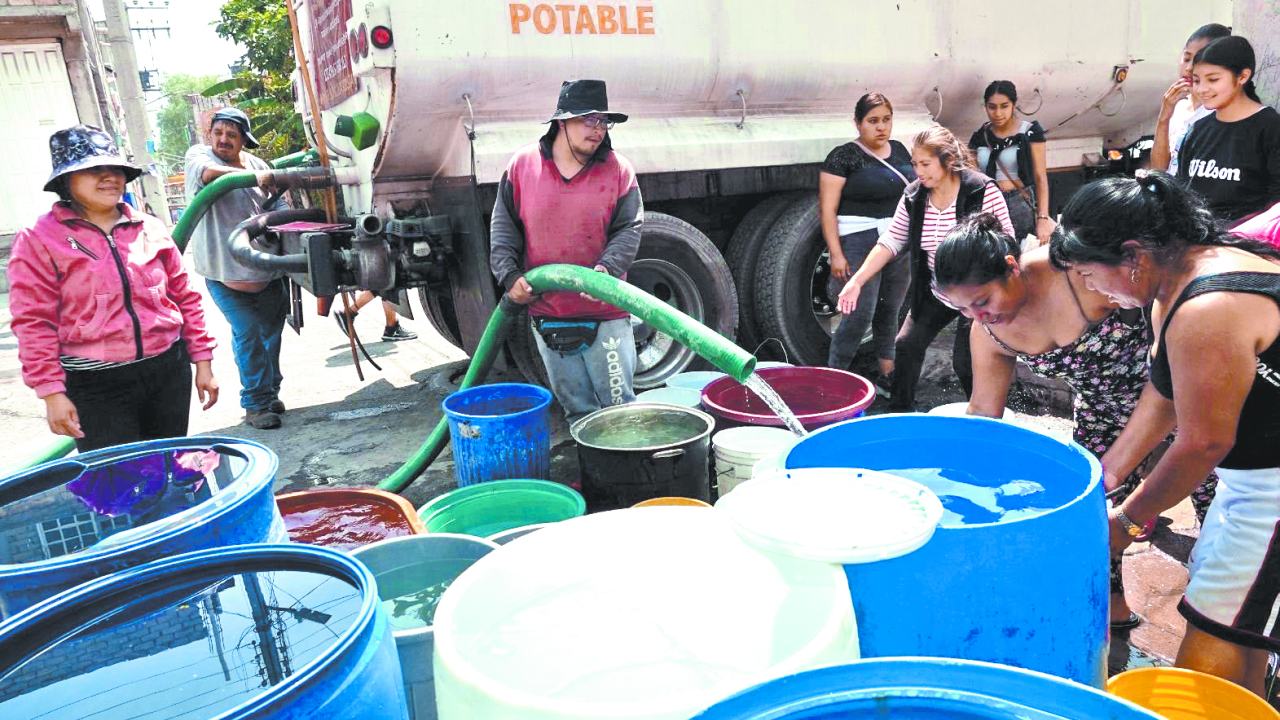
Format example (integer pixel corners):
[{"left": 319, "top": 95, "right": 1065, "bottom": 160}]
[
  {"left": 64, "top": 342, "right": 193, "bottom": 452},
  {"left": 888, "top": 289, "right": 973, "bottom": 412}
]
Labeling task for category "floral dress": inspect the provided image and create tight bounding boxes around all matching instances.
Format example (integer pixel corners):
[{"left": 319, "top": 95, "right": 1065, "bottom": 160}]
[{"left": 982, "top": 304, "right": 1218, "bottom": 594}]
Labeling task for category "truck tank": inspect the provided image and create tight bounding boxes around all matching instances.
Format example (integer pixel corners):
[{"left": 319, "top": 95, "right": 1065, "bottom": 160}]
[{"left": 291, "top": 0, "right": 1230, "bottom": 382}]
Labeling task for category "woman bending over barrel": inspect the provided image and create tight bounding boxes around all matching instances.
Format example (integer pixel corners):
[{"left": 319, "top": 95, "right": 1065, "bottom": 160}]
[
  {"left": 933, "top": 212, "right": 1217, "bottom": 634},
  {"left": 1050, "top": 170, "right": 1280, "bottom": 696}
]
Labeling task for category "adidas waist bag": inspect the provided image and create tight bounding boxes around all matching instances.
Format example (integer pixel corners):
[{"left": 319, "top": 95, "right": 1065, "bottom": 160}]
[{"left": 532, "top": 317, "right": 601, "bottom": 356}]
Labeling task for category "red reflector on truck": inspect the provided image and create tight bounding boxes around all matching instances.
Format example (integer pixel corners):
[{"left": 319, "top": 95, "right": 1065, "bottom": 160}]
[
  {"left": 358, "top": 23, "right": 369, "bottom": 58},
  {"left": 348, "top": 29, "right": 358, "bottom": 63},
  {"left": 371, "top": 26, "right": 393, "bottom": 49}
]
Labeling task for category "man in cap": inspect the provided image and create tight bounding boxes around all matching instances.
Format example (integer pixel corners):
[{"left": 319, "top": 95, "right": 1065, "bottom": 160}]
[
  {"left": 185, "top": 107, "right": 288, "bottom": 429},
  {"left": 490, "top": 79, "right": 643, "bottom": 422}
]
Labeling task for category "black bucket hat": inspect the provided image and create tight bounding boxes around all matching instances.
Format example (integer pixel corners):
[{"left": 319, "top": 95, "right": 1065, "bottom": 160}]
[
  {"left": 44, "top": 125, "right": 142, "bottom": 193},
  {"left": 545, "top": 79, "right": 628, "bottom": 124},
  {"left": 211, "top": 107, "right": 260, "bottom": 149}
]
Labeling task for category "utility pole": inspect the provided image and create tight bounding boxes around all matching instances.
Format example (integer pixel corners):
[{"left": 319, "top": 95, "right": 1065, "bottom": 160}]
[
  {"left": 243, "top": 574, "right": 287, "bottom": 686},
  {"left": 102, "top": 0, "right": 169, "bottom": 222}
]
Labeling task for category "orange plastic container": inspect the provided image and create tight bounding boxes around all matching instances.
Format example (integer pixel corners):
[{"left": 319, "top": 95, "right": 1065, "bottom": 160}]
[
  {"left": 632, "top": 496, "right": 712, "bottom": 508},
  {"left": 1106, "top": 667, "right": 1280, "bottom": 720},
  {"left": 276, "top": 488, "right": 425, "bottom": 552}
]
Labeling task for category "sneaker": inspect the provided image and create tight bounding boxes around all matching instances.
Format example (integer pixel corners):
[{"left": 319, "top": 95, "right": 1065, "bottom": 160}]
[
  {"left": 334, "top": 309, "right": 355, "bottom": 336},
  {"left": 873, "top": 374, "right": 893, "bottom": 400},
  {"left": 382, "top": 323, "right": 418, "bottom": 342},
  {"left": 269, "top": 398, "right": 286, "bottom": 414},
  {"left": 244, "top": 410, "right": 282, "bottom": 429}
]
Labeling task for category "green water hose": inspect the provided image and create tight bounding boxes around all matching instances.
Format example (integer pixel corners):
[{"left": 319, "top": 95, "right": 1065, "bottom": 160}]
[
  {"left": 376, "top": 264, "right": 756, "bottom": 494},
  {"left": 4, "top": 157, "right": 326, "bottom": 477}
]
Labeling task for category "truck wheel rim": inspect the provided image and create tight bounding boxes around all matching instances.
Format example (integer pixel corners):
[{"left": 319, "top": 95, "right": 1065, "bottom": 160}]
[
  {"left": 812, "top": 250, "right": 838, "bottom": 337},
  {"left": 628, "top": 258, "right": 705, "bottom": 387}
]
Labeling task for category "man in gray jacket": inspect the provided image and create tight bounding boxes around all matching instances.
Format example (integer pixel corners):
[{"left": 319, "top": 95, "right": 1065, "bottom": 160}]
[
  {"left": 490, "top": 80, "right": 643, "bottom": 422},
  {"left": 185, "top": 108, "right": 288, "bottom": 429}
]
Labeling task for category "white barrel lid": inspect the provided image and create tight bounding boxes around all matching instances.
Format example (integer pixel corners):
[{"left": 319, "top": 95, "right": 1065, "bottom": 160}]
[{"left": 717, "top": 467, "right": 943, "bottom": 565}]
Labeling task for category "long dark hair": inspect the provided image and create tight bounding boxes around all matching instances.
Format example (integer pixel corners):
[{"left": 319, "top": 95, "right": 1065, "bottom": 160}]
[
  {"left": 854, "top": 93, "right": 893, "bottom": 124},
  {"left": 1193, "top": 35, "right": 1260, "bottom": 103},
  {"left": 1049, "top": 171, "right": 1280, "bottom": 270},
  {"left": 1186, "top": 23, "right": 1230, "bottom": 46},
  {"left": 983, "top": 80, "right": 1018, "bottom": 104},
  {"left": 935, "top": 213, "right": 1021, "bottom": 288}
]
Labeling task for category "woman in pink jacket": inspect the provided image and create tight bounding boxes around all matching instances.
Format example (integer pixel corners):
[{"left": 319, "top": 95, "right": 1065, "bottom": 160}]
[{"left": 9, "top": 125, "right": 219, "bottom": 451}]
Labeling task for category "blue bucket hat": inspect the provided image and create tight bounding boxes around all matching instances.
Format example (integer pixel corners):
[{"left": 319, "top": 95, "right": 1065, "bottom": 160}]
[
  {"left": 211, "top": 107, "right": 261, "bottom": 150},
  {"left": 44, "top": 125, "right": 142, "bottom": 193}
]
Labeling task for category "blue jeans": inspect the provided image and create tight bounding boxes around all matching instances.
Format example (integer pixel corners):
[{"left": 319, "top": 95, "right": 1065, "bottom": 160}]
[
  {"left": 205, "top": 278, "right": 286, "bottom": 412},
  {"left": 827, "top": 228, "right": 912, "bottom": 370}
]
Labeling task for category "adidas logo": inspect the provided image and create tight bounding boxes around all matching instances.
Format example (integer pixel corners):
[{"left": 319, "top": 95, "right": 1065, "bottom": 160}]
[{"left": 602, "top": 336, "right": 621, "bottom": 351}]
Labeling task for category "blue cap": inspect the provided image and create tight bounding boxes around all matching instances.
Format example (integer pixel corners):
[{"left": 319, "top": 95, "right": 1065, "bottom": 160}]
[{"left": 211, "top": 107, "right": 261, "bottom": 149}]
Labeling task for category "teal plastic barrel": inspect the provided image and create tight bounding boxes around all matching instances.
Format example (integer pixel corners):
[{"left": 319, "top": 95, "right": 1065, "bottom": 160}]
[
  {"left": 442, "top": 384, "right": 553, "bottom": 487},
  {"left": 690, "top": 658, "right": 1164, "bottom": 719},
  {"left": 785, "top": 414, "right": 1108, "bottom": 686},
  {"left": 352, "top": 534, "right": 498, "bottom": 720},
  {"left": 416, "top": 479, "right": 585, "bottom": 538}
]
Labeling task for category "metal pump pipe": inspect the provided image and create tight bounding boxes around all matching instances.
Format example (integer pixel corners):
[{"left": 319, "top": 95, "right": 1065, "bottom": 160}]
[{"left": 227, "top": 208, "right": 348, "bottom": 274}]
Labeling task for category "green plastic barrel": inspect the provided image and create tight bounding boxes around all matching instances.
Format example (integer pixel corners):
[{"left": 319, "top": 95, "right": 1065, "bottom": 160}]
[{"left": 416, "top": 479, "right": 585, "bottom": 538}]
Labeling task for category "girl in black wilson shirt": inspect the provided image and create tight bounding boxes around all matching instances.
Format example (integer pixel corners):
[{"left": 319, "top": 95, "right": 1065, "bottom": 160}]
[{"left": 1177, "top": 36, "right": 1280, "bottom": 225}]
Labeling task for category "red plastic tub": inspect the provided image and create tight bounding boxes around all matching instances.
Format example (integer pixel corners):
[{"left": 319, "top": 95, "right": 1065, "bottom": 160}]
[
  {"left": 276, "top": 488, "right": 426, "bottom": 551},
  {"left": 700, "top": 366, "right": 875, "bottom": 431}
]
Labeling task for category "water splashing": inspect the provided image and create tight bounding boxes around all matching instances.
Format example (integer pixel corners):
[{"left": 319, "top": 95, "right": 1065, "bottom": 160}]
[{"left": 742, "top": 374, "right": 808, "bottom": 437}]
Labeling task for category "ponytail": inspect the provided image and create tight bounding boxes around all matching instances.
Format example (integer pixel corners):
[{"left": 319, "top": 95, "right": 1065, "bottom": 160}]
[
  {"left": 935, "top": 213, "right": 1021, "bottom": 288},
  {"left": 1050, "top": 170, "right": 1280, "bottom": 270}
]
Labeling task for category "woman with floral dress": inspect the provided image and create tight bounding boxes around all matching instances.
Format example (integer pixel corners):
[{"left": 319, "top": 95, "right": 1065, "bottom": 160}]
[{"left": 933, "top": 212, "right": 1217, "bottom": 632}]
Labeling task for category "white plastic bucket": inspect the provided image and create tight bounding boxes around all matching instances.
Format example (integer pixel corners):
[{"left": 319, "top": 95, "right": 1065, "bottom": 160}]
[
  {"left": 432, "top": 508, "right": 858, "bottom": 719},
  {"left": 713, "top": 427, "right": 797, "bottom": 497},
  {"left": 636, "top": 386, "right": 704, "bottom": 408}
]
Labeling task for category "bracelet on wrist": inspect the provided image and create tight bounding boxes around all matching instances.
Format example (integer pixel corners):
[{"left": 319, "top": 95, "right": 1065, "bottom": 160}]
[{"left": 1037, "top": 214, "right": 1051, "bottom": 220}]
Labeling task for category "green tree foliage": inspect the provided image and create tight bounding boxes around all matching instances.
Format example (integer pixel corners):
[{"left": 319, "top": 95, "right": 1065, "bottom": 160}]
[
  {"left": 155, "top": 73, "right": 221, "bottom": 174},
  {"left": 211, "top": 0, "right": 306, "bottom": 162}
]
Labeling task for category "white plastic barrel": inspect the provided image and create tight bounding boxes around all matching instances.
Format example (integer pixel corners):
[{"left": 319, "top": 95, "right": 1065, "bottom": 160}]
[
  {"left": 431, "top": 507, "right": 858, "bottom": 719},
  {"left": 712, "top": 427, "right": 797, "bottom": 497}
]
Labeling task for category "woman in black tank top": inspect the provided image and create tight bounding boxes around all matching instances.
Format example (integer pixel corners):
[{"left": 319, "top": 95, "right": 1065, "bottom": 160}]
[{"left": 1050, "top": 170, "right": 1280, "bottom": 697}]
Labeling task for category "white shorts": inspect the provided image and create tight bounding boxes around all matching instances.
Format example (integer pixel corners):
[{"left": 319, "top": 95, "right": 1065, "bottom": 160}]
[{"left": 1180, "top": 465, "right": 1280, "bottom": 652}]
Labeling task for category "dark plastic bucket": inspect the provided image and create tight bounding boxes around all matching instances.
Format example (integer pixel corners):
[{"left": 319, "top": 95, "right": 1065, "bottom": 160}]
[
  {"left": 442, "top": 383, "right": 553, "bottom": 487},
  {"left": 0, "top": 544, "right": 408, "bottom": 719},
  {"left": 690, "top": 658, "right": 1163, "bottom": 719},
  {"left": 785, "top": 414, "right": 1108, "bottom": 686},
  {"left": 701, "top": 366, "right": 874, "bottom": 431},
  {"left": 0, "top": 437, "right": 283, "bottom": 621}
]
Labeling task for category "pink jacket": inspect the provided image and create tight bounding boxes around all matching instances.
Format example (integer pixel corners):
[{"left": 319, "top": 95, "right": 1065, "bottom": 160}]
[{"left": 8, "top": 202, "right": 216, "bottom": 399}]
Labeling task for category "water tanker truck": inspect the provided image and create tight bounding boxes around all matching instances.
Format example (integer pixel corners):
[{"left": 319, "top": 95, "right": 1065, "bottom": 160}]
[{"left": 270, "top": 0, "right": 1231, "bottom": 387}]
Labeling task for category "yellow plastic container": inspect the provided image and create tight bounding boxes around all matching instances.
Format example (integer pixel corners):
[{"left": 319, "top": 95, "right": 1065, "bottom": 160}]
[
  {"left": 1106, "top": 667, "right": 1280, "bottom": 720},
  {"left": 632, "top": 496, "right": 712, "bottom": 508}
]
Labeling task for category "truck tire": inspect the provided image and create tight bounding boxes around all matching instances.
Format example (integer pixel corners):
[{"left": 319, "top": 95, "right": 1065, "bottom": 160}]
[
  {"left": 417, "top": 286, "right": 464, "bottom": 349},
  {"left": 630, "top": 212, "right": 738, "bottom": 388},
  {"left": 753, "top": 194, "right": 839, "bottom": 367},
  {"left": 724, "top": 193, "right": 803, "bottom": 359},
  {"left": 503, "top": 212, "right": 737, "bottom": 392}
]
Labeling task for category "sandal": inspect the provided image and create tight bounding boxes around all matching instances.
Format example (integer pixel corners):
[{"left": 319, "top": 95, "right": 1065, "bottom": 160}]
[{"left": 1110, "top": 611, "right": 1142, "bottom": 631}]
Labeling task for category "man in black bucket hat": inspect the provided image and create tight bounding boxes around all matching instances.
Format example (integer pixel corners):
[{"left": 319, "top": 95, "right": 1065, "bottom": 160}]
[
  {"left": 184, "top": 106, "right": 289, "bottom": 429},
  {"left": 490, "top": 79, "right": 643, "bottom": 422}
]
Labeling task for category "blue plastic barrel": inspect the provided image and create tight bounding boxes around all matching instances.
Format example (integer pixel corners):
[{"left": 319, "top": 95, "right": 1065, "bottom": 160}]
[
  {"left": 352, "top": 534, "right": 498, "bottom": 720},
  {"left": 0, "top": 437, "right": 284, "bottom": 621},
  {"left": 785, "top": 414, "right": 1108, "bottom": 686},
  {"left": 0, "top": 544, "right": 408, "bottom": 720},
  {"left": 690, "top": 658, "right": 1164, "bottom": 719},
  {"left": 442, "top": 383, "right": 553, "bottom": 487}
]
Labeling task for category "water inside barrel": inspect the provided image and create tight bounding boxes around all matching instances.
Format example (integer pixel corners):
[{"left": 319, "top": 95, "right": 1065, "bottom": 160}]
[
  {"left": 0, "top": 446, "right": 250, "bottom": 566},
  {"left": 0, "top": 569, "right": 362, "bottom": 719},
  {"left": 881, "top": 467, "right": 1064, "bottom": 526}
]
